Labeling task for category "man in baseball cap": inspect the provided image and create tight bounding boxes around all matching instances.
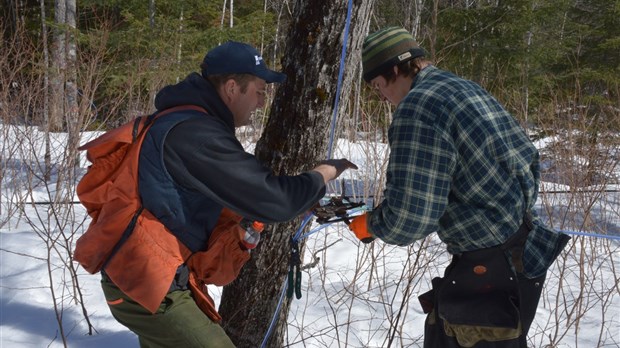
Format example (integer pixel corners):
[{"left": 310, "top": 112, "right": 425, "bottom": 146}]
[{"left": 94, "top": 39, "right": 357, "bottom": 348}]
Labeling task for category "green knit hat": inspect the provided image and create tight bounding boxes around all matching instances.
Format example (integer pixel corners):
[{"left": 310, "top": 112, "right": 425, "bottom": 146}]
[{"left": 362, "top": 27, "right": 425, "bottom": 82}]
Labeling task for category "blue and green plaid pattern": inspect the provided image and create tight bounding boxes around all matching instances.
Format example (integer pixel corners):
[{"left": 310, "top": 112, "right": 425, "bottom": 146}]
[{"left": 369, "top": 66, "right": 568, "bottom": 277}]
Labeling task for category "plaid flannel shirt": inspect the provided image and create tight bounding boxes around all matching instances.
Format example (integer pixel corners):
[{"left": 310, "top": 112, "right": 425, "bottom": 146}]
[{"left": 369, "top": 66, "right": 568, "bottom": 277}]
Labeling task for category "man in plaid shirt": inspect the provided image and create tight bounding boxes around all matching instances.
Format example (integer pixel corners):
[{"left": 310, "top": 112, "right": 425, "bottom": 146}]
[{"left": 349, "top": 27, "right": 570, "bottom": 348}]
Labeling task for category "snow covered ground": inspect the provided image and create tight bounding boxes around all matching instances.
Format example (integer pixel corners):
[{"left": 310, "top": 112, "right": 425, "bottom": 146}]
[{"left": 1, "top": 124, "right": 619, "bottom": 347}]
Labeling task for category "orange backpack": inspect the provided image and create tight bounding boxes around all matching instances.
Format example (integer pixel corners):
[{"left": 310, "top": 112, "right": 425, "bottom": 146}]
[
  {"left": 74, "top": 105, "right": 250, "bottom": 321},
  {"left": 74, "top": 105, "right": 204, "bottom": 273}
]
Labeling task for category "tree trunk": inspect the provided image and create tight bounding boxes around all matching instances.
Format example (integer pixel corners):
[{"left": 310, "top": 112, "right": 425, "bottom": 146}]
[
  {"left": 149, "top": 0, "right": 155, "bottom": 29},
  {"left": 3, "top": 0, "right": 20, "bottom": 36},
  {"left": 271, "top": 2, "right": 286, "bottom": 70},
  {"left": 63, "top": 0, "right": 80, "bottom": 169},
  {"left": 220, "top": 0, "right": 227, "bottom": 32},
  {"left": 218, "top": 1, "right": 374, "bottom": 347},
  {"left": 49, "top": 0, "right": 67, "bottom": 132},
  {"left": 411, "top": 0, "right": 424, "bottom": 38},
  {"left": 40, "top": 0, "right": 51, "bottom": 181},
  {"left": 229, "top": 0, "right": 233, "bottom": 28},
  {"left": 259, "top": 0, "right": 266, "bottom": 53},
  {"left": 176, "top": 7, "right": 184, "bottom": 82},
  {"left": 49, "top": 0, "right": 78, "bottom": 133}
]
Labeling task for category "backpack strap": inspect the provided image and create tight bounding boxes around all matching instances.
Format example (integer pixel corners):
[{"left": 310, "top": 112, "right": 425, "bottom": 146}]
[
  {"left": 133, "top": 104, "right": 207, "bottom": 142},
  {"left": 102, "top": 206, "right": 145, "bottom": 270},
  {"left": 131, "top": 117, "right": 143, "bottom": 141},
  {"left": 101, "top": 104, "right": 207, "bottom": 271}
]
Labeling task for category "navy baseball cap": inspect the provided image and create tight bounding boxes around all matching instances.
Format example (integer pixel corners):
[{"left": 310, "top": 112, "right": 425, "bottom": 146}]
[{"left": 201, "top": 41, "right": 286, "bottom": 83}]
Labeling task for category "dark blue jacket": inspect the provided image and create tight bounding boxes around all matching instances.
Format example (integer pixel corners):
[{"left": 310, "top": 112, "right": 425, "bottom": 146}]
[{"left": 138, "top": 73, "right": 325, "bottom": 252}]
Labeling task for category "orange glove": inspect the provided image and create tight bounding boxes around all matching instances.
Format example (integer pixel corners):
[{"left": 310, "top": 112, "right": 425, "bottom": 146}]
[{"left": 348, "top": 213, "right": 374, "bottom": 244}]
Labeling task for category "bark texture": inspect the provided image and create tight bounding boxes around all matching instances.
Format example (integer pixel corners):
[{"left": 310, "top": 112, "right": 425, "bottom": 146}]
[{"left": 218, "top": 0, "right": 375, "bottom": 347}]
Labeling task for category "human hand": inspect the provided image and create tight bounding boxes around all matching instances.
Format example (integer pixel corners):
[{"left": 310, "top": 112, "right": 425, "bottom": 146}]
[
  {"left": 319, "top": 158, "right": 358, "bottom": 177},
  {"left": 312, "top": 159, "right": 357, "bottom": 183},
  {"left": 348, "top": 213, "right": 374, "bottom": 244}
]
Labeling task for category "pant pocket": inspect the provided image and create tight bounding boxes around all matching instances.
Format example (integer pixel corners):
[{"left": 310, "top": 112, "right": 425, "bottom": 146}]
[{"left": 101, "top": 277, "right": 160, "bottom": 315}]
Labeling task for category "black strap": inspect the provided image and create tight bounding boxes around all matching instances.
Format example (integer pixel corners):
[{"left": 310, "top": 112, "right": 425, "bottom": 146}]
[
  {"left": 131, "top": 116, "right": 143, "bottom": 141},
  {"left": 103, "top": 256, "right": 189, "bottom": 293},
  {"left": 287, "top": 237, "right": 302, "bottom": 299},
  {"left": 501, "top": 212, "right": 533, "bottom": 273},
  {"left": 132, "top": 112, "right": 161, "bottom": 142},
  {"left": 168, "top": 264, "right": 190, "bottom": 292},
  {"left": 102, "top": 206, "right": 144, "bottom": 271}
]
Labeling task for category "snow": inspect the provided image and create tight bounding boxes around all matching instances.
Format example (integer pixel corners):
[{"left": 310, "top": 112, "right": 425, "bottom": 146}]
[{"left": 1, "top": 123, "right": 619, "bottom": 347}]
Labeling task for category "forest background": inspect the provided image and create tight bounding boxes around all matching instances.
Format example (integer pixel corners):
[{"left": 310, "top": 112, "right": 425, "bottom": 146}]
[{"left": 1, "top": 0, "right": 619, "bottom": 347}]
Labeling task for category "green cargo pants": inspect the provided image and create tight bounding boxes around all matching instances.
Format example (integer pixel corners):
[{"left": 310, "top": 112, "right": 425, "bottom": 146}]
[{"left": 101, "top": 276, "right": 235, "bottom": 348}]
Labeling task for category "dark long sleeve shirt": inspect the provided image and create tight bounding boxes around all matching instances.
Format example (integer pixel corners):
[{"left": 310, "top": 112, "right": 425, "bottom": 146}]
[
  {"left": 155, "top": 73, "right": 325, "bottom": 223},
  {"left": 164, "top": 116, "right": 325, "bottom": 223}
]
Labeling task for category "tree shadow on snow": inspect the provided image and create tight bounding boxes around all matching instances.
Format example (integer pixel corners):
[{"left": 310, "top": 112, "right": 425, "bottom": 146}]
[{"left": 0, "top": 296, "right": 137, "bottom": 347}]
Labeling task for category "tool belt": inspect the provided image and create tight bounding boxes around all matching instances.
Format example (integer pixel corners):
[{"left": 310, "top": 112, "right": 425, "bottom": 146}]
[{"left": 418, "top": 213, "right": 533, "bottom": 347}]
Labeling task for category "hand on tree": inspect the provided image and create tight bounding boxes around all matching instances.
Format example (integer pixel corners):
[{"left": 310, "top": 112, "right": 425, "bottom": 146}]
[{"left": 312, "top": 158, "right": 358, "bottom": 183}]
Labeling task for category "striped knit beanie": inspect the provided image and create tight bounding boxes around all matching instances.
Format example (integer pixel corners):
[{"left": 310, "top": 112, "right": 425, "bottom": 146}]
[{"left": 362, "top": 27, "right": 425, "bottom": 82}]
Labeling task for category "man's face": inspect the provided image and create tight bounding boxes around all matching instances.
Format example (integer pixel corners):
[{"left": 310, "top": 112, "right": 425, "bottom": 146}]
[
  {"left": 227, "top": 78, "right": 267, "bottom": 127},
  {"left": 370, "top": 75, "right": 399, "bottom": 106}
]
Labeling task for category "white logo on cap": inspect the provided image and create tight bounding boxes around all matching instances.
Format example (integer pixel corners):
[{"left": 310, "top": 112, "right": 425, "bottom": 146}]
[
  {"left": 398, "top": 52, "right": 412, "bottom": 61},
  {"left": 255, "top": 55, "right": 263, "bottom": 65}
]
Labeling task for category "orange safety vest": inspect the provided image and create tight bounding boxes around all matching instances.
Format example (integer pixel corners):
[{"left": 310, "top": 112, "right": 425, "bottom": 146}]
[{"left": 74, "top": 105, "right": 250, "bottom": 322}]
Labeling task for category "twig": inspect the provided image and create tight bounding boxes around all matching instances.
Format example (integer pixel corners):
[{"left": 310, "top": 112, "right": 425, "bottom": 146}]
[{"left": 301, "top": 238, "right": 342, "bottom": 270}]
